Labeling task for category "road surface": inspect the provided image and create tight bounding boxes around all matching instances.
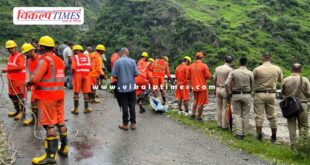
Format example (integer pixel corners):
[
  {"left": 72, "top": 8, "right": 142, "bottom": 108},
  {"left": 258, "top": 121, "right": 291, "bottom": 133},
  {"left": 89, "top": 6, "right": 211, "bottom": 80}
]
[{"left": 0, "top": 70, "right": 267, "bottom": 165}]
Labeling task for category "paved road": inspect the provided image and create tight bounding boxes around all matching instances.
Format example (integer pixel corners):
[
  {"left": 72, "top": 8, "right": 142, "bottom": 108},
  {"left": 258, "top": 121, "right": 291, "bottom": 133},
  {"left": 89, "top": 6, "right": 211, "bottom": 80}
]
[{"left": 0, "top": 71, "right": 267, "bottom": 165}]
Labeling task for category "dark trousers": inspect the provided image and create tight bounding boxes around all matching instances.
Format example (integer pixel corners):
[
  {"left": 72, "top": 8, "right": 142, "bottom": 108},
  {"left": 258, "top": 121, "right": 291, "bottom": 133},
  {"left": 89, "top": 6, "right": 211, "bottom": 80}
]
[{"left": 119, "top": 91, "right": 136, "bottom": 124}]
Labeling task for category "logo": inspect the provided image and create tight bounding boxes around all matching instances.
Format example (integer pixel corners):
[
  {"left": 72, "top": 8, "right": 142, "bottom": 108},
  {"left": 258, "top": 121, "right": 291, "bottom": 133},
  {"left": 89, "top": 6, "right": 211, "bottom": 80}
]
[{"left": 13, "top": 7, "right": 84, "bottom": 25}]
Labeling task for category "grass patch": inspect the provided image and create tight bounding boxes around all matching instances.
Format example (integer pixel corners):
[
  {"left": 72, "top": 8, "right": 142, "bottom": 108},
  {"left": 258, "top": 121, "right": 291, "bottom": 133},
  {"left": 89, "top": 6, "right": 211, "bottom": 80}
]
[{"left": 166, "top": 110, "right": 310, "bottom": 165}]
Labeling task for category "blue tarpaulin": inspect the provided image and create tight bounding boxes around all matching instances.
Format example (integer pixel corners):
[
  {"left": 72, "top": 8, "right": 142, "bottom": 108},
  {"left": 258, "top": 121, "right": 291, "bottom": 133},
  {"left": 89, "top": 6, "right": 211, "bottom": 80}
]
[{"left": 149, "top": 96, "right": 168, "bottom": 112}]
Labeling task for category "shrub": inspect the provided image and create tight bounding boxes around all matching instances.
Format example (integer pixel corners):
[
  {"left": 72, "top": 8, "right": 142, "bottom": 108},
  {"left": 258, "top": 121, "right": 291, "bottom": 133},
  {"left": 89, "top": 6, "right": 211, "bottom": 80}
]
[{"left": 294, "top": 134, "right": 310, "bottom": 158}]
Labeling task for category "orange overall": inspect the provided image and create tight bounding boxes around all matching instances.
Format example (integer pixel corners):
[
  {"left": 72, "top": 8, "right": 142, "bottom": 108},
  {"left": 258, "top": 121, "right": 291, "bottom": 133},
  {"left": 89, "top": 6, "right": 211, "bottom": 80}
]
[
  {"left": 89, "top": 52, "right": 103, "bottom": 85},
  {"left": 150, "top": 59, "right": 171, "bottom": 91},
  {"left": 135, "top": 66, "right": 149, "bottom": 96},
  {"left": 72, "top": 53, "right": 92, "bottom": 94},
  {"left": 31, "top": 52, "right": 65, "bottom": 126},
  {"left": 187, "top": 60, "right": 211, "bottom": 105},
  {"left": 110, "top": 52, "right": 120, "bottom": 83},
  {"left": 137, "top": 58, "right": 147, "bottom": 71},
  {"left": 28, "top": 54, "right": 40, "bottom": 102},
  {"left": 6, "top": 51, "right": 26, "bottom": 97},
  {"left": 175, "top": 63, "right": 190, "bottom": 101}
]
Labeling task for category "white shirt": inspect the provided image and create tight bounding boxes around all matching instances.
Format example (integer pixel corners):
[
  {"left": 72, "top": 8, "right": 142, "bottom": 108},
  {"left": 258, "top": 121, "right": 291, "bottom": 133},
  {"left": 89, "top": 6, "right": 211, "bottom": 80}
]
[{"left": 63, "top": 47, "right": 72, "bottom": 64}]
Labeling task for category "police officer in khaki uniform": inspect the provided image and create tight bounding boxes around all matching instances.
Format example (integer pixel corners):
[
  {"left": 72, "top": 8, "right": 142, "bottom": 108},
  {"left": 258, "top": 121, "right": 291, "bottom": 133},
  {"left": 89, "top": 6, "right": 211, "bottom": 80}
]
[
  {"left": 214, "top": 56, "right": 233, "bottom": 129},
  {"left": 253, "top": 53, "right": 283, "bottom": 142},
  {"left": 225, "top": 57, "right": 254, "bottom": 139},
  {"left": 282, "top": 63, "right": 310, "bottom": 147}
]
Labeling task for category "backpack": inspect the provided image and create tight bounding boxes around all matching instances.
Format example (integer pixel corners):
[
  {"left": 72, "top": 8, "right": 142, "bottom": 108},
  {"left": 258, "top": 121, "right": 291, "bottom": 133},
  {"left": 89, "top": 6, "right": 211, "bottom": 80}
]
[{"left": 279, "top": 76, "right": 304, "bottom": 118}]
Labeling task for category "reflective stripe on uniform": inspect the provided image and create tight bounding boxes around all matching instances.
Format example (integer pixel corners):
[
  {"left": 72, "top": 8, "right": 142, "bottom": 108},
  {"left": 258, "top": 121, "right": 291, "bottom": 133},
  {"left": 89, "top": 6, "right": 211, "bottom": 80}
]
[
  {"left": 76, "top": 69, "right": 90, "bottom": 72},
  {"left": 41, "top": 78, "right": 65, "bottom": 83},
  {"left": 8, "top": 54, "right": 22, "bottom": 66},
  {"left": 35, "top": 86, "right": 64, "bottom": 91},
  {"left": 75, "top": 55, "right": 91, "bottom": 66}
]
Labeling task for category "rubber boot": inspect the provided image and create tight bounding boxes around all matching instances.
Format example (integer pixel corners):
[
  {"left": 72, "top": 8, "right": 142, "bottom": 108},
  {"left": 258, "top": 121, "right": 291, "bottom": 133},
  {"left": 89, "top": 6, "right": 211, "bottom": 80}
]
[
  {"left": 58, "top": 133, "right": 68, "bottom": 157},
  {"left": 14, "top": 101, "right": 25, "bottom": 120},
  {"left": 271, "top": 128, "right": 277, "bottom": 143},
  {"left": 84, "top": 99, "right": 92, "bottom": 113},
  {"left": 71, "top": 99, "right": 79, "bottom": 114},
  {"left": 162, "top": 96, "right": 166, "bottom": 105},
  {"left": 90, "top": 92, "right": 100, "bottom": 103},
  {"left": 256, "top": 126, "right": 263, "bottom": 141},
  {"left": 32, "top": 137, "right": 58, "bottom": 165},
  {"left": 8, "top": 100, "right": 19, "bottom": 117},
  {"left": 23, "top": 104, "right": 38, "bottom": 126},
  {"left": 139, "top": 105, "right": 146, "bottom": 113}
]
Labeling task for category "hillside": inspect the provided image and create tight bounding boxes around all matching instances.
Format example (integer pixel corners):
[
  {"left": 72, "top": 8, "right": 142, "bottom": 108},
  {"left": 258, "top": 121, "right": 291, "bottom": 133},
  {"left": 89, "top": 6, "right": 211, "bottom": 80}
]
[
  {"left": 0, "top": 0, "right": 309, "bottom": 76},
  {"left": 83, "top": 0, "right": 310, "bottom": 76}
]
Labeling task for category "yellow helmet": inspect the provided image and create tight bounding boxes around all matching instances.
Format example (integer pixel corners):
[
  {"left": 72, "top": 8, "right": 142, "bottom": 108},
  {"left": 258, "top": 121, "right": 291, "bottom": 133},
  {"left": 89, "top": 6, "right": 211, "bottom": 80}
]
[
  {"left": 21, "top": 43, "right": 35, "bottom": 53},
  {"left": 141, "top": 52, "right": 149, "bottom": 57},
  {"left": 163, "top": 56, "right": 169, "bottom": 62},
  {"left": 148, "top": 58, "right": 154, "bottom": 62},
  {"left": 72, "top": 45, "right": 83, "bottom": 51},
  {"left": 39, "top": 36, "right": 55, "bottom": 47},
  {"left": 5, "top": 40, "right": 17, "bottom": 48},
  {"left": 183, "top": 56, "right": 192, "bottom": 63},
  {"left": 96, "top": 44, "right": 105, "bottom": 51}
]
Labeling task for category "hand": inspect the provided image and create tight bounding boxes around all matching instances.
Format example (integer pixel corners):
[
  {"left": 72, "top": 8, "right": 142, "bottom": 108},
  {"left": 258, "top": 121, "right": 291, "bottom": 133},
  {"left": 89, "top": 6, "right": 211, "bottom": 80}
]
[
  {"left": 100, "top": 74, "right": 107, "bottom": 80},
  {"left": 26, "top": 81, "right": 34, "bottom": 87},
  {"left": 0, "top": 68, "right": 7, "bottom": 73}
]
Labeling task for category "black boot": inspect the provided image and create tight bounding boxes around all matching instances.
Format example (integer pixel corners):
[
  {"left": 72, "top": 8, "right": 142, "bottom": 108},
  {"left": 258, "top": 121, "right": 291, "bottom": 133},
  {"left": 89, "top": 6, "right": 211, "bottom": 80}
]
[
  {"left": 8, "top": 99, "right": 20, "bottom": 117},
  {"left": 90, "top": 92, "right": 100, "bottom": 103},
  {"left": 256, "top": 126, "right": 263, "bottom": 141},
  {"left": 271, "top": 128, "right": 277, "bottom": 143},
  {"left": 139, "top": 105, "right": 146, "bottom": 113},
  {"left": 84, "top": 99, "right": 92, "bottom": 113},
  {"left": 32, "top": 137, "right": 58, "bottom": 165},
  {"left": 162, "top": 96, "right": 166, "bottom": 105},
  {"left": 15, "top": 100, "right": 25, "bottom": 120},
  {"left": 58, "top": 133, "right": 68, "bottom": 157},
  {"left": 71, "top": 99, "right": 79, "bottom": 114}
]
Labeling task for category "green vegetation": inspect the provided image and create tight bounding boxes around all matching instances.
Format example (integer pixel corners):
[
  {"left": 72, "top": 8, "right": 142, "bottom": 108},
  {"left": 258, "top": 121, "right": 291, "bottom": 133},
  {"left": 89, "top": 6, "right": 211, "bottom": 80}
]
[
  {"left": 167, "top": 110, "right": 310, "bottom": 165},
  {"left": 1, "top": 0, "right": 309, "bottom": 77},
  {"left": 83, "top": 0, "right": 310, "bottom": 78}
]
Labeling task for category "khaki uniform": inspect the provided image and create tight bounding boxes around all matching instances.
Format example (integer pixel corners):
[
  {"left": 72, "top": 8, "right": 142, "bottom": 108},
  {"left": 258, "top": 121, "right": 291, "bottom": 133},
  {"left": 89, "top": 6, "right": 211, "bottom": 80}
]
[
  {"left": 253, "top": 62, "right": 283, "bottom": 129},
  {"left": 282, "top": 73, "right": 310, "bottom": 145},
  {"left": 225, "top": 67, "right": 254, "bottom": 136},
  {"left": 214, "top": 63, "right": 233, "bottom": 128}
]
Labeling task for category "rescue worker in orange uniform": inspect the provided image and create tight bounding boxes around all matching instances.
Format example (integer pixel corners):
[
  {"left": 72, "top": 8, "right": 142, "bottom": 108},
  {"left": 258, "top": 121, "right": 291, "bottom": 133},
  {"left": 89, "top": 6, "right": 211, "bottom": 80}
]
[
  {"left": 135, "top": 52, "right": 150, "bottom": 113},
  {"left": 187, "top": 52, "right": 211, "bottom": 121},
  {"left": 137, "top": 52, "right": 148, "bottom": 70},
  {"left": 175, "top": 56, "right": 191, "bottom": 115},
  {"left": 110, "top": 48, "right": 121, "bottom": 83},
  {"left": 150, "top": 55, "right": 173, "bottom": 104},
  {"left": 21, "top": 43, "right": 40, "bottom": 125},
  {"left": 27, "top": 36, "right": 68, "bottom": 165},
  {"left": 146, "top": 58, "right": 154, "bottom": 86},
  {"left": 71, "top": 45, "right": 92, "bottom": 114},
  {"left": 110, "top": 48, "right": 121, "bottom": 69},
  {"left": 88, "top": 44, "right": 106, "bottom": 103},
  {"left": 1, "top": 40, "right": 26, "bottom": 120}
]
